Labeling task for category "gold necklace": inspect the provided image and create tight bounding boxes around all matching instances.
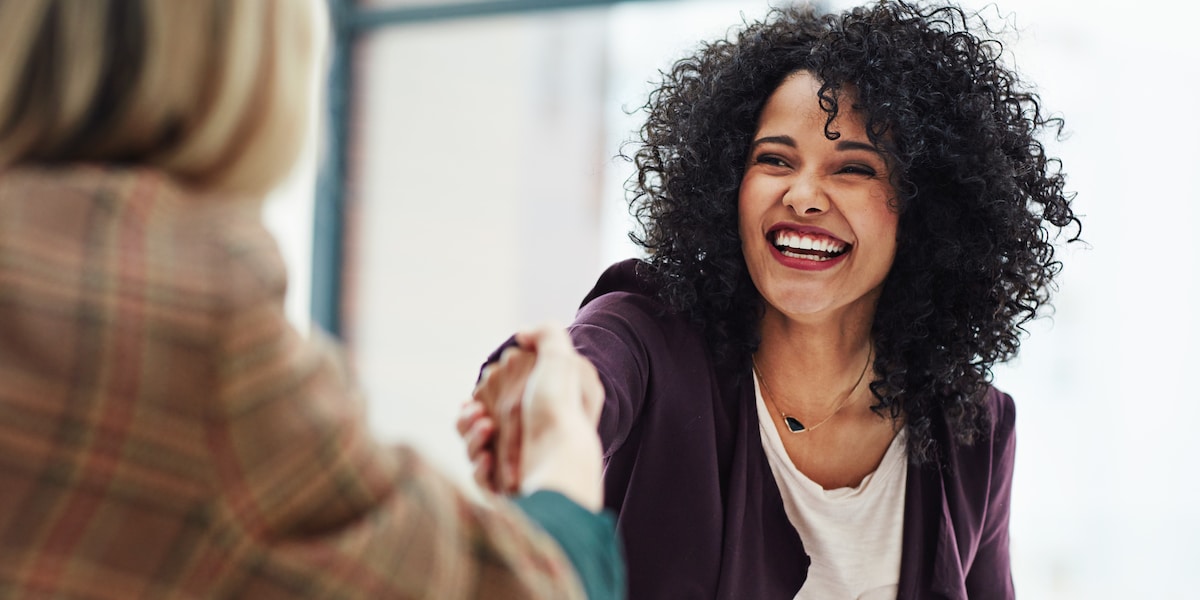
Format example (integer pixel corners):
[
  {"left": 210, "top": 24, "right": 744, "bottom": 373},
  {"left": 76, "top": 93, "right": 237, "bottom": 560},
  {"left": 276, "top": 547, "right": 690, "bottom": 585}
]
[{"left": 751, "top": 346, "right": 873, "bottom": 434}]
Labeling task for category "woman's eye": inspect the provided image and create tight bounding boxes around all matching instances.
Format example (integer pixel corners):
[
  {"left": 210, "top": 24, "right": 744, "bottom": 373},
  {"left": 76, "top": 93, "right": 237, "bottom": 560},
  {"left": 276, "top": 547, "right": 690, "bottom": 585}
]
[
  {"left": 754, "top": 154, "right": 789, "bottom": 168},
  {"left": 838, "top": 164, "right": 877, "bottom": 177}
]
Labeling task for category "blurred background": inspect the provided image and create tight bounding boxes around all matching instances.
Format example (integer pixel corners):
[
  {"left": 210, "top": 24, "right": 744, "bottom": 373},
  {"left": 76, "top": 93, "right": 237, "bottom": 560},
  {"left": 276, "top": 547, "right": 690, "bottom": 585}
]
[{"left": 265, "top": 0, "right": 1200, "bottom": 597}]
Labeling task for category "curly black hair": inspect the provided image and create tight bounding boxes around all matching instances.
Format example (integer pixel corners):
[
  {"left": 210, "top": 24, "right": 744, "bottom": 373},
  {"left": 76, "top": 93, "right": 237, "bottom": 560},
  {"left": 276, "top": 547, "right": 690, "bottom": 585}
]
[{"left": 626, "top": 0, "right": 1080, "bottom": 463}]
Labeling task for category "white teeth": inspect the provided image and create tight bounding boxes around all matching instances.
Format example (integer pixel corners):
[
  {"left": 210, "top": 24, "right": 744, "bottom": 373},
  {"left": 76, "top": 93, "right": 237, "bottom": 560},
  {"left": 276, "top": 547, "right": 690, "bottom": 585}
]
[
  {"left": 779, "top": 249, "right": 833, "bottom": 261},
  {"left": 772, "top": 231, "right": 846, "bottom": 254}
]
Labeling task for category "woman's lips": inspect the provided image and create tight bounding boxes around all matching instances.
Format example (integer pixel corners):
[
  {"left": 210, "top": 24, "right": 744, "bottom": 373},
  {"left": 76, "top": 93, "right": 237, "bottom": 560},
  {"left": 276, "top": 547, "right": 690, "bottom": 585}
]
[{"left": 766, "top": 225, "right": 851, "bottom": 270}]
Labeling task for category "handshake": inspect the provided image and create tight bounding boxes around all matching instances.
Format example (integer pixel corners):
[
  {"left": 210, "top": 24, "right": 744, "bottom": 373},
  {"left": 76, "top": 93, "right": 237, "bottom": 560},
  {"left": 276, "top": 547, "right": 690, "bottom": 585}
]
[{"left": 458, "top": 324, "right": 606, "bottom": 512}]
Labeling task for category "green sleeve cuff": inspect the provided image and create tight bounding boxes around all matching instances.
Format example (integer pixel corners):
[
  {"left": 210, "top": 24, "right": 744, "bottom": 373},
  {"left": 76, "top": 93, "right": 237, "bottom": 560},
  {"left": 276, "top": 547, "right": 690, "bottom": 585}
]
[{"left": 514, "top": 490, "right": 625, "bottom": 600}]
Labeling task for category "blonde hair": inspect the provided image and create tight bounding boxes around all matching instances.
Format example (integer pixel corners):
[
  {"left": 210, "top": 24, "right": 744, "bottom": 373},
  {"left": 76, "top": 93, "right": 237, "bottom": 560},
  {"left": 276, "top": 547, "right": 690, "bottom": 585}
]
[{"left": 0, "top": 0, "right": 319, "bottom": 196}]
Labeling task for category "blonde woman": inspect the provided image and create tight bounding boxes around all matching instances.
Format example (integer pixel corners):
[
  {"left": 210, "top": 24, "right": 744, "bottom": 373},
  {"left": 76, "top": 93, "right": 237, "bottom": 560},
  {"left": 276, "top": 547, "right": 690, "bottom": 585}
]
[{"left": 0, "top": 1, "right": 620, "bottom": 598}]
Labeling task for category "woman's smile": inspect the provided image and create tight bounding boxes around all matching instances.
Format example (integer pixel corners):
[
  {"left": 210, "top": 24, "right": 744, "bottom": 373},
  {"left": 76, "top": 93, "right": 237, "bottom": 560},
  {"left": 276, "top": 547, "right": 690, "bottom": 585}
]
[{"left": 767, "top": 224, "right": 851, "bottom": 270}]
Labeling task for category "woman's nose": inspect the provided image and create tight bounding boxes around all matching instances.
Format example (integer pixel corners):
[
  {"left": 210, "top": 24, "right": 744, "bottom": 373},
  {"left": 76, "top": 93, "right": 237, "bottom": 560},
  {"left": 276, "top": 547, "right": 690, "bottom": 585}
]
[{"left": 781, "top": 173, "right": 829, "bottom": 216}]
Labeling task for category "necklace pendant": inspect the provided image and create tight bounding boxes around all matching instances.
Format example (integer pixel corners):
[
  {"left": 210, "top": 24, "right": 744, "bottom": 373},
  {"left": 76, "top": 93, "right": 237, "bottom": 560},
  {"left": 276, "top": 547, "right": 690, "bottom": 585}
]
[{"left": 783, "top": 416, "right": 806, "bottom": 433}]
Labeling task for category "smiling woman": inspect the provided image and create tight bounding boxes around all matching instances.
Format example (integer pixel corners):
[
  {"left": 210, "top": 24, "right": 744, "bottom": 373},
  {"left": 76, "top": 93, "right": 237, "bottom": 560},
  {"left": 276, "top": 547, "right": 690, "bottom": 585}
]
[{"left": 460, "top": 1, "right": 1080, "bottom": 598}]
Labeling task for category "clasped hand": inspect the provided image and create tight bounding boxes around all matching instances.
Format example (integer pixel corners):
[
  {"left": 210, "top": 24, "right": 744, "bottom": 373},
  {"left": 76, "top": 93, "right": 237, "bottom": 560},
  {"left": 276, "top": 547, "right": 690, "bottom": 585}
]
[{"left": 458, "top": 324, "right": 605, "bottom": 511}]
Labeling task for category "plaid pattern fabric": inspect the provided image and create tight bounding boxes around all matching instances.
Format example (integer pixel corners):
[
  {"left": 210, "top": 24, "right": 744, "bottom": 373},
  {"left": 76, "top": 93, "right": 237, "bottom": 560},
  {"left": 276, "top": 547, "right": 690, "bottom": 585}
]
[{"left": 0, "top": 166, "right": 586, "bottom": 599}]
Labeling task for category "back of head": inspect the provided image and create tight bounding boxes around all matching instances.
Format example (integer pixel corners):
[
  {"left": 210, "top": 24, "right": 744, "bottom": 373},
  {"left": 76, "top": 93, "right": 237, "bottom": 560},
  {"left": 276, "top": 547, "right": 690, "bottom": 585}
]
[{"left": 0, "top": 0, "right": 319, "bottom": 196}]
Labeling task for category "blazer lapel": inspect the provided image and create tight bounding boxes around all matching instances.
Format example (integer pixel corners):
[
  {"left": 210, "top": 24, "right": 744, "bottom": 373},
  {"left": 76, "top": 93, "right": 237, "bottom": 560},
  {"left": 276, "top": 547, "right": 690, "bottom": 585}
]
[{"left": 897, "top": 457, "right": 968, "bottom": 600}]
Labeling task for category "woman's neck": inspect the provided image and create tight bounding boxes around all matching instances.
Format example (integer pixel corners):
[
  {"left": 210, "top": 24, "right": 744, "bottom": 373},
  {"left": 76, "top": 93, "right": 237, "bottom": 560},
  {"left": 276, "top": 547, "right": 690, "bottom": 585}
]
[{"left": 755, "top": 306, "right": 876, "bottom": 415}]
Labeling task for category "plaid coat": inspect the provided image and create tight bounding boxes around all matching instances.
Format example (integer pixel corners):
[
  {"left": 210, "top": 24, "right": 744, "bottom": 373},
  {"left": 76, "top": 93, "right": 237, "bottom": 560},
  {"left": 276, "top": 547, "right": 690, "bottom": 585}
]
[{"left": 0, "top": 166, "right": 586, "bottom": 599}]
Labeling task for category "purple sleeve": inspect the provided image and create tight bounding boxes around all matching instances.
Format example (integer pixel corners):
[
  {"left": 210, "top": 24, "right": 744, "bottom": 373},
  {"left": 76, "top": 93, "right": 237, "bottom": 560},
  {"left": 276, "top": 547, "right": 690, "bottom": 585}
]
[{"left": 568, "top": 291, "right": 660, "bottom": 458}]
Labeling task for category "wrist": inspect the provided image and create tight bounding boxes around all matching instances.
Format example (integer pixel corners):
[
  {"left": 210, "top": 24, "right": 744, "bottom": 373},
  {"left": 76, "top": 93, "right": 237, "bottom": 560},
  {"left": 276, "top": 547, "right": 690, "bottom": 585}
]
[{"left": 519, "top": 421, "right": 603, "bottom": 511}]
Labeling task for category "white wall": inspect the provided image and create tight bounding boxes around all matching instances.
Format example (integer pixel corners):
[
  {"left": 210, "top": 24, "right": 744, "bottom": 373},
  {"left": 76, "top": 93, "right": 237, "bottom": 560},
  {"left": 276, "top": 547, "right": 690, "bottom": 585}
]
[{"left": 349, "top": 11, "right": 610, "bottom": 482}]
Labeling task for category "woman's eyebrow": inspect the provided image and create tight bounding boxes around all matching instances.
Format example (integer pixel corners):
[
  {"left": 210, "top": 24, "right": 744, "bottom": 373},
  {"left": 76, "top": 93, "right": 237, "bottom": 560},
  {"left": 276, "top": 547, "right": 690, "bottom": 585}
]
[
  {"left": 750, "top": 135, "right": 795, "bottom": 149},
  {"left": 836, "top": 139, "right": 884, "bottom": 155}
]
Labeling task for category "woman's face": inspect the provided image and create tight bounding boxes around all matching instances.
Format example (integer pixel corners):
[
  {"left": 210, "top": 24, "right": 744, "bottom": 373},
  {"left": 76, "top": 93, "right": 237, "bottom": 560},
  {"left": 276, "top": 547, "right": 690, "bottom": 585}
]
[{"left": 738, "top": 71, "right": 899, "bottom": 325}]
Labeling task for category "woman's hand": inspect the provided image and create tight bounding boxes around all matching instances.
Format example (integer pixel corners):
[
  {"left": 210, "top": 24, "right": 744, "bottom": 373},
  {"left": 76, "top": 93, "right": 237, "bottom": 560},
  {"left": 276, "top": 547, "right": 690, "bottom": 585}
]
[
  {"left": 464, "top": 346, "right": 533, "bottom": 494},
  {"left": 463, "top": 324, "right": 605, "bottom": 510},
  {"left": 457, "top": 397, "right": 506, "bottom": 492}
]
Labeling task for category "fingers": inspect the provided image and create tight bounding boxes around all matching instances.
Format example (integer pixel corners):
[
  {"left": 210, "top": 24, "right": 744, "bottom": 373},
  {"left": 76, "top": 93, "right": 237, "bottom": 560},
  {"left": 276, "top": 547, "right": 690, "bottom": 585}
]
[
  {"left": 471, "top": 452, "right": 494, "bottom": 491},
  {"left": 463, "top": 414, "right": 495, "bottom": 457},
  {"left": 473, "top": 346, "right": 537, "bottom": 494},
  {"left": 474, "top": 348, "right": 524, "bottom": 408},
  {"left": 494, "top": 350, "right": 534, "bottom": 493},
  {"left": 458, "top": 401, "right": 500, "bottom": 491},
  {"left": 497, "top": 390, "right": 523, "bottom": 492},
  {"left": 457, "top": 401, "right": 496, "bottom": 470},
  {"left": 456, "top": 400, "right": 485, "bottom": 436}
]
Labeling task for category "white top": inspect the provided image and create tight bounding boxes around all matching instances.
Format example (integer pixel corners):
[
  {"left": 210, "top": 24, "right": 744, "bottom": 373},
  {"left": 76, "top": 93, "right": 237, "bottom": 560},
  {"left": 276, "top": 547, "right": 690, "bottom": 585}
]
[{"left": 754, "top": 375, "right": 908, "bottom": 600}]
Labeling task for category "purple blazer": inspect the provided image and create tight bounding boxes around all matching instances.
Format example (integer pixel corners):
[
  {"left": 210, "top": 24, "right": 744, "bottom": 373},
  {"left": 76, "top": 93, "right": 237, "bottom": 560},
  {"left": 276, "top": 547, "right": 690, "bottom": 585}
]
[{"left": 562, "top": 260, "right": 1016, "bottom": 600}]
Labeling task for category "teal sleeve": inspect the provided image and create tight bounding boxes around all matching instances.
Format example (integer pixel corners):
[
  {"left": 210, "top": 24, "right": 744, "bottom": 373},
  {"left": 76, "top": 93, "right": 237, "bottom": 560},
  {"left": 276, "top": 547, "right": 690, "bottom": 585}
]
[{"left": 514, "top": 491, "right": 626, "bottom": 600}]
